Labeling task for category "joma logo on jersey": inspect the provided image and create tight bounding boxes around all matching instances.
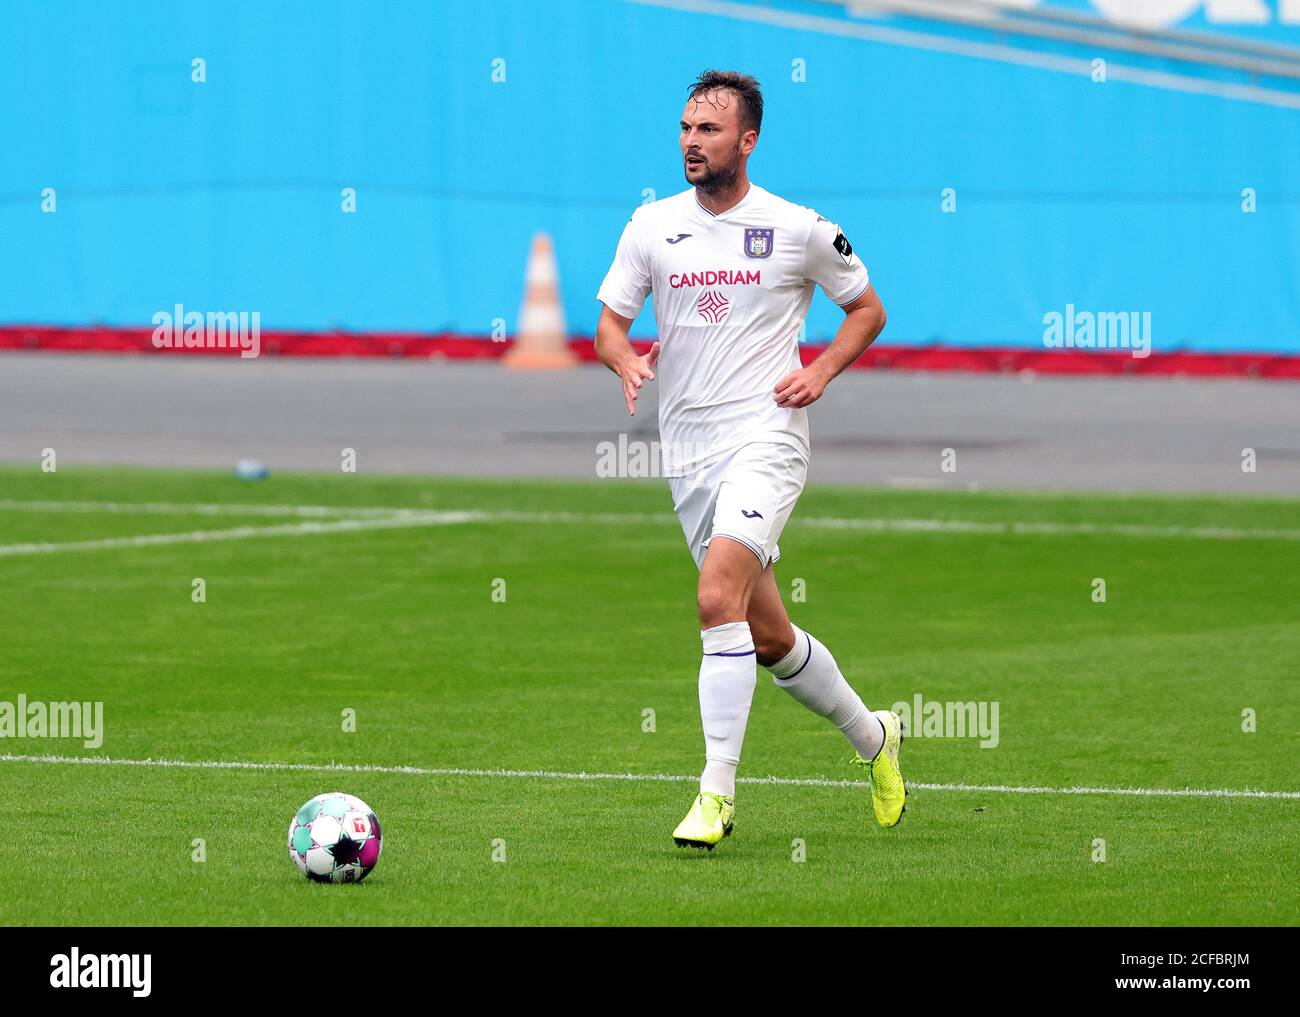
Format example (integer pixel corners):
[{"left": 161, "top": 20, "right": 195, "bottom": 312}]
[{"left": 669, "top": 269, "right": 761, "bottom": 289}]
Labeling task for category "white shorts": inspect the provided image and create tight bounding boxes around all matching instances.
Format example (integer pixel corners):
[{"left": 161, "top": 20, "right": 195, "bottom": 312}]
[{"left": 668, "top": 441, "right": 809, "bottom": 571}]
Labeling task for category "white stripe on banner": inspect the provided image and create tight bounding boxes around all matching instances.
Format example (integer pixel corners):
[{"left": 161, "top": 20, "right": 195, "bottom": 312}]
[{"left": 626, "top": 0, "right": 1300, "bottom": 110}]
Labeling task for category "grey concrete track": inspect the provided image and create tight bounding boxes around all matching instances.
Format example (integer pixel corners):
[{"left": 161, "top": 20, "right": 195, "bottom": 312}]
[{"left": 1, "top": 353, "right": 1297, "bottom": 496}]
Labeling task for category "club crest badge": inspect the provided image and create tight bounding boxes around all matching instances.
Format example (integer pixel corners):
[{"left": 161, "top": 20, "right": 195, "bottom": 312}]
[{"left": 743, "top": 227, "right": 775, "bottom": 259}]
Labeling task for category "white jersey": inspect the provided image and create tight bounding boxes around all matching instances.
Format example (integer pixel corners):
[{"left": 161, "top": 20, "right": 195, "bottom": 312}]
[{"left": 596, "top": 182, "right": 869, "bottom": 475}]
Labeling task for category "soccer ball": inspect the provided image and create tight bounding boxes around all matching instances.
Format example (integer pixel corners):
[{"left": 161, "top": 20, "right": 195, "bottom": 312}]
[{"left": 287, "top": 792, "right": 382, "bottom": 883}]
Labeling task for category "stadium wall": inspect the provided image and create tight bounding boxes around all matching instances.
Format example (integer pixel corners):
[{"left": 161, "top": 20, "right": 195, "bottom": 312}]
[{"left": 1, "top": 0, "right": 1298, "bottom": 367}]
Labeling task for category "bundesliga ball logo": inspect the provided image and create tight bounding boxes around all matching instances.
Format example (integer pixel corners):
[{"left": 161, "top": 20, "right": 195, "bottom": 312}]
[{"left": 287, "top": 792, "right": 383, "bottom": 883}]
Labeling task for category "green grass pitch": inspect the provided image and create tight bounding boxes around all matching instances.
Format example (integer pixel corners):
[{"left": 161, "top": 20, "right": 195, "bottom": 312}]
[{"left": 0, "top": 464, "right": 1296, "bottom": 925}]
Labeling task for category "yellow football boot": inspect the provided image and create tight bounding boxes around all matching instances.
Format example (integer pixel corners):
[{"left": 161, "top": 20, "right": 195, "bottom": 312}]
[
  {"left": 672, "top": 791, "right": 735, "bottom": 850},
  {"left": 851, "top": 709, "right": 907, "bottom": 828}
]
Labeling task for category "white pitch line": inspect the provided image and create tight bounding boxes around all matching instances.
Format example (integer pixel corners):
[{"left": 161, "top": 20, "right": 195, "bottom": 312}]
[
  {"left": 0, "top": 499, "right": 419, "bottom": 519},
  {"left": 0, "top": 511, "right": 488, "bottom": 557},
  {"left": 484, "top": 509, "right": 1300, "bottom": 542},
  {"left": 1, "top": 753, "right": 1296, "bottom": 800},
  {"left": 794, "top": 516, "right": 1300, "bottom": 542},
  {"left": 3, "top": 500, "right": 1300, "bottom": 557}
]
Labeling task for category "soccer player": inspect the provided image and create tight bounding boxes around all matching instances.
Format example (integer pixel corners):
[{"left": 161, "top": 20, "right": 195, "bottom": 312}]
[{"left": 594, "top": 70, "right": 903, "bottom": 850}]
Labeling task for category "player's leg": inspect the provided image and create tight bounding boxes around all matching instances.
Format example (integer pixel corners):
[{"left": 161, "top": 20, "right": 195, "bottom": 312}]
[
  {"left": 754, "top": 564, "right": 883, "bottom": 757},
  {"left": 745, "top": 561, "right": 796, "bottom": 667},
  {"left": 739, "top": 483, "right": 908, "bottom": 828},
  {"left": 752, "top": 568, "right": 906, "bottom": 827},
  {"left": 673, "top": 534, "right": 763, "bottom": 849},
  {"left": 686, "top": 443, "right": 798, "bottom": 824}
]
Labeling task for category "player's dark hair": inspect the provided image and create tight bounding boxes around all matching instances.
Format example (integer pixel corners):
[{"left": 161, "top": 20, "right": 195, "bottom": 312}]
[{"left": 687, "top": 70, "right": 763, "bottom": 136}]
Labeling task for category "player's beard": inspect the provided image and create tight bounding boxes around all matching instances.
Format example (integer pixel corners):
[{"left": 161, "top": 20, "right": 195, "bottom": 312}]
[{"left": 688, "top": 141, "right": 742, "bottom": 196}]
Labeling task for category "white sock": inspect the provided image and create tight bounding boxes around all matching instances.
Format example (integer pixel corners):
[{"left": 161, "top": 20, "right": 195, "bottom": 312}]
[
  {"left": 697, "top": 620, "right": 756, "bottom": 798},
  {"left": 768, "top": 624, "right": 884, "bottom": 761}
]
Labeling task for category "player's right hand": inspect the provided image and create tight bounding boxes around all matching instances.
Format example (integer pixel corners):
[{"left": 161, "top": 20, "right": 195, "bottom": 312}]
[{"left": 619, "top": 341, "right": 660, "bottom": 416}]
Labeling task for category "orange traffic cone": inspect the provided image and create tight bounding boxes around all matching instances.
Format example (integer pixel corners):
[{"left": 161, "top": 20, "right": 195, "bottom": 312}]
[{"left": 503, "top": 232, "right": 578, "bottom": 369}]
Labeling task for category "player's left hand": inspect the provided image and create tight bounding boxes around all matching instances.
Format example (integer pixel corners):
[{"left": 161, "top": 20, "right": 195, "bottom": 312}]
[{"left": 774, "top": 365, "right": 830, "bottom": 408}]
